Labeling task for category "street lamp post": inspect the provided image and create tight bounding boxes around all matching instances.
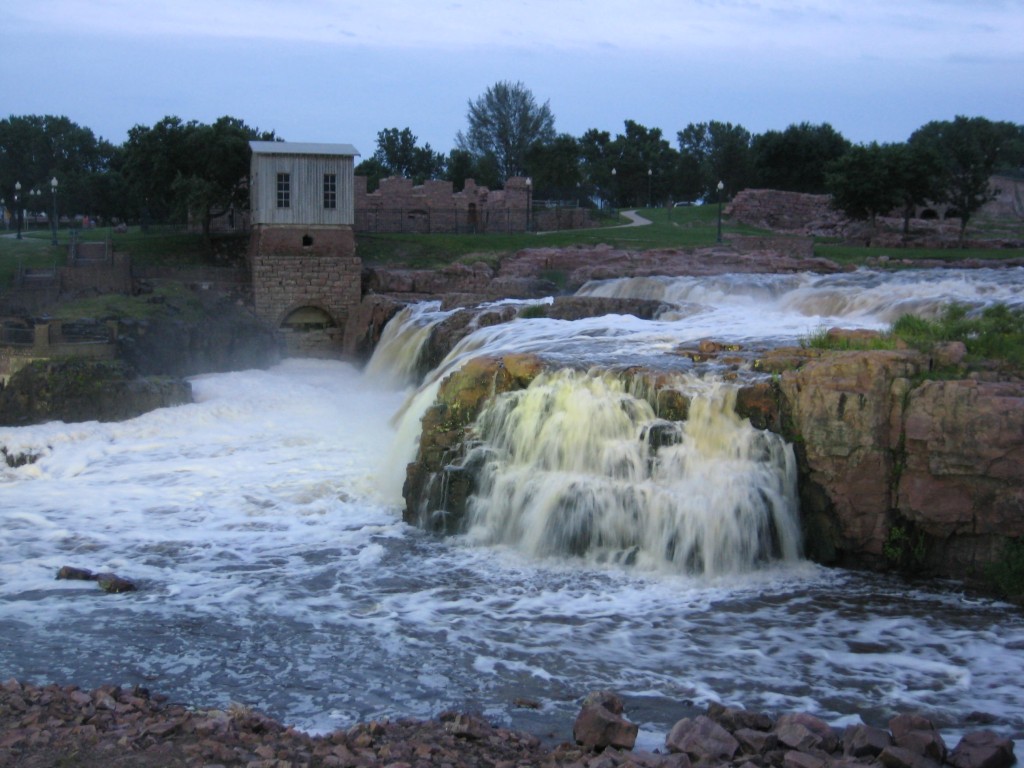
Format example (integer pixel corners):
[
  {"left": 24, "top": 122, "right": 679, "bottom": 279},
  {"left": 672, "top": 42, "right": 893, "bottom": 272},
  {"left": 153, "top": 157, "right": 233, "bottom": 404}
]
[
  {"left": 647, "top": 168, "right": 652, "bottom": 208},
  {"left": 716, "top": 180, "right": 725, "bottom": 243},
  {"left": 525, "top": 177, "right": 532, "bottom": 232},
  {"left": 50, "top": 177, "right": 59, "bottom": 246},
  {"left": 14, "top": 182, "right": 22, "bottom": 240},
  {"left": 610, "top": 167, "right": 616, "bottom": 211}
]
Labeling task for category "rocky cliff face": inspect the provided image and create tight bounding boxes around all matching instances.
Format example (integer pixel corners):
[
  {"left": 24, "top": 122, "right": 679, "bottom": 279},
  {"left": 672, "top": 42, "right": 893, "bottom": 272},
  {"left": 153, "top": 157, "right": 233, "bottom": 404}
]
[
  {"left": 0, "top": 359, "right": 192, "bottom": 427},
  {"left": 401, "top": 349, "right": 1024, "bottom": 589}
]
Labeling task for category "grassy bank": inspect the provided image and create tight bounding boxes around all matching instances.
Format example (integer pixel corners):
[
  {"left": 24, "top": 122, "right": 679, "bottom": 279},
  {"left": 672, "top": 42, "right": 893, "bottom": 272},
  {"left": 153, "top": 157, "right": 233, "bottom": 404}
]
[{"left": 3, "top": 205, "right": 1023, "bottom": 289}]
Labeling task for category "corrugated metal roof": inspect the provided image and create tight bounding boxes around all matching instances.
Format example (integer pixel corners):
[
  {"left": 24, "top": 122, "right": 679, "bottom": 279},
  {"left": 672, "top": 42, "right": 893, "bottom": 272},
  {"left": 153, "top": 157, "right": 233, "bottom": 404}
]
[{"left": 249, "top": 141, "right": 360, "bottom": 157}]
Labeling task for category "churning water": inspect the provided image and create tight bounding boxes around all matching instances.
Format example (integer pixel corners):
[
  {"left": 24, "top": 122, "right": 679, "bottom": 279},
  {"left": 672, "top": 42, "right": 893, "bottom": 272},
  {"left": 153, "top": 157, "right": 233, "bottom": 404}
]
[{"left": 2, "top": 268, "right": 1023, "bottom": 748}]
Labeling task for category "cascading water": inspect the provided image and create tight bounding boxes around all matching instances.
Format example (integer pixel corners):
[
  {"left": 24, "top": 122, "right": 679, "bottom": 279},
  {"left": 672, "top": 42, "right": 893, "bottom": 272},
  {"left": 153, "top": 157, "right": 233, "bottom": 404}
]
[
  {"left": 362, "top": 301, "right": 455, "bottom": 388},
  {"left": 462, "top": 370, "right": 800, "bottom": 575},
  {"left": 2, "top": 267, "right": 1023, "bottom": 746}
]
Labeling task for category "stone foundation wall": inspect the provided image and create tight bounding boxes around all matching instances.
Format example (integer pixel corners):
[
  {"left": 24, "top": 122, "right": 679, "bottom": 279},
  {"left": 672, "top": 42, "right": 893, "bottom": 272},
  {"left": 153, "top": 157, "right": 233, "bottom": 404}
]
[{"left": 248, "top": 225, "right": 361, "bottom": 344}]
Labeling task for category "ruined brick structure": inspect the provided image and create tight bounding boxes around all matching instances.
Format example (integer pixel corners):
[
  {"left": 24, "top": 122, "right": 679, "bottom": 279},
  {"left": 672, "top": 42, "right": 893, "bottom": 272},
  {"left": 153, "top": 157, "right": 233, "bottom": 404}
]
[{"left": 355, "top": 176, "right": 534, "bottom": 234}]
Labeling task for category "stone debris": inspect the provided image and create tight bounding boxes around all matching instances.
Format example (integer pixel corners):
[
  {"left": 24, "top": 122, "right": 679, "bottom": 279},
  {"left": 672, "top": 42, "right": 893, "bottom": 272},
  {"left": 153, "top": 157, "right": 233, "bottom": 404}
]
[
  {"left": 0, "top": 679, "right": 1017, "bottom": 768},
  {"left": 56, "top": 564, "right": 138, "bottom": 593}
]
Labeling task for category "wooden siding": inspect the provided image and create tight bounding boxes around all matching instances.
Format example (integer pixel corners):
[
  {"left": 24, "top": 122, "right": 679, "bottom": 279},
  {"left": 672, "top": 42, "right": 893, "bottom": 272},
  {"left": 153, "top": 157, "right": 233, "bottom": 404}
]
[{"left": 250, "top": 153, "right": 355, "bottom": 226}]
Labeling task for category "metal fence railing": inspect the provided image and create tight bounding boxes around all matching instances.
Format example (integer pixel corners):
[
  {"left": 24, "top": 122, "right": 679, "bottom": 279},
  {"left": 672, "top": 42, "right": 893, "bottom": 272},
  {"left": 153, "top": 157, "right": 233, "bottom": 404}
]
[{"left": 354, "top": 205, "right": 599, "bottom": 235}]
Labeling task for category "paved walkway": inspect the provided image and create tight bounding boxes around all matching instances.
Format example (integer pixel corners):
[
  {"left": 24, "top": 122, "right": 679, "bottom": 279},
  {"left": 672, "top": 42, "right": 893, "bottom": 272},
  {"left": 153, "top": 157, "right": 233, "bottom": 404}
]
[{"left": 537, "top": 209, "right": 652, "bottom": 235}]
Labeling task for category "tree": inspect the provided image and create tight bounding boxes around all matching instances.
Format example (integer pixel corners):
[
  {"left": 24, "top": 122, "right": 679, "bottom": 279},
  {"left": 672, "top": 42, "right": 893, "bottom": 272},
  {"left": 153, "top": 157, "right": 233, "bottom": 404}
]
[
  {"left": 753, "top": 122, "right": 850, "bottom": 193},
  {"left": 0, "top": 114, "right": 116, "bottom": 224},
  {"left": 910, "top": 116, "right": 1022, "bottom": 244},
  {"left": 601, "top": 121, "right": 678, "bottom": 208},
  {"left": 455, "top": 80, "right": 556, "bottom": 182},
  {"left": 677, "top": 121, "right": 753, "bottom": 202},
  {"left": 121, "top": 115, "right": 275, "bottom": 233},
  {"left": 525, "top": 133, "right": 582, "bottom": 202},
  {"left": 825, "top": 142, "right": 901, "bottom": 240},
  {"left": 577, "top": 128, "right": 615, "bottom": 207},
  {"left": 371, "top": 127, "right": 445, "bottom": 184}
]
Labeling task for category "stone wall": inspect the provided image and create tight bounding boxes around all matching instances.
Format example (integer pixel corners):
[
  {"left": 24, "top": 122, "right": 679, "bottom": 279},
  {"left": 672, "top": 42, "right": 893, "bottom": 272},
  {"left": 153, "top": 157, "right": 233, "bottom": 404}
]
[
  {"left": 355, "top": 176, "right": 533, "bottom": 234},
  {"left": 248, "top": 225, "right": 361, "bottom": 351},
  {"left": 725, "top": 189, "right": 843, "bottom": 235}
]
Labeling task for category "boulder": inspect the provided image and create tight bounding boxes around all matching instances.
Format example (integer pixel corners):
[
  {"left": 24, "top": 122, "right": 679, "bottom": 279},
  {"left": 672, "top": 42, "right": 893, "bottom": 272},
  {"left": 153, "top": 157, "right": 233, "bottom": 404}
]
[
  {"left": 773, "top": 713, "right": 838, "bottom": 754},
  {"left": 666, "top": 715, "right": 740, "bottom": 761},
  {"left": 949, "top": 730, "right": 1016, "bottom": 768},
  {"left": 573, "top": 698, "right": 639, "bottom": 752},
  {"left": 888, "top": 714, "right": 947, "bottom": 763},
  {"left": 843, "top": 722, "right": 892, "bottom": 758}
]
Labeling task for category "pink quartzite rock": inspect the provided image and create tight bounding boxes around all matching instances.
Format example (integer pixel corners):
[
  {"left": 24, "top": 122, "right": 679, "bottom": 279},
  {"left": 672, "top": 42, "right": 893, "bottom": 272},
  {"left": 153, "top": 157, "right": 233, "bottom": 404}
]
[
  {"left": 666, "top": 715, "right": 740, "bottom": 761},
  {"left": 949, "top": 730, "right": 1016, "bottom": 768},
  {"left": 573, "top": 701, "right": 639, "bottom": 751}
]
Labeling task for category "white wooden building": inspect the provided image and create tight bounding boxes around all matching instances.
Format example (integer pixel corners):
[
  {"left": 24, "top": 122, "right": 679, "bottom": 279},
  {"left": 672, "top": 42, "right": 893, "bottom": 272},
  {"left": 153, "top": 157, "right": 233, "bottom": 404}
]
[{"left": 249, "top": 141, "right": 359, "bottom": 227}]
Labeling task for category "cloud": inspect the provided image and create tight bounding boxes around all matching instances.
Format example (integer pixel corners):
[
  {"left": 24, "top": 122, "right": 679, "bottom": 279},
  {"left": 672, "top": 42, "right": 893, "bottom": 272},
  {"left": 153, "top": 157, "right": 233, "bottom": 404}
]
[{"left": 11, "top": 0, "right": 1022, "bottom": 62}]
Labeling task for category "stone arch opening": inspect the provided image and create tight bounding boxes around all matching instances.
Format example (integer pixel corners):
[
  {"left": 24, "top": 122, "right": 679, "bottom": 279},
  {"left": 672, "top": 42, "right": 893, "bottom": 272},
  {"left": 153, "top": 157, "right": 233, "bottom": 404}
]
[
  {"left": 280, "top": 305, "right": 336, "bottom": 332},
  {"left": 944, "top": 208, "right": 960, "bottom": 221},
  {"left": 920, "top": 208, "right": 939, "bottom": 220},
  {"left": 302, "top": 234, "right": 314, "bottom": 247}
]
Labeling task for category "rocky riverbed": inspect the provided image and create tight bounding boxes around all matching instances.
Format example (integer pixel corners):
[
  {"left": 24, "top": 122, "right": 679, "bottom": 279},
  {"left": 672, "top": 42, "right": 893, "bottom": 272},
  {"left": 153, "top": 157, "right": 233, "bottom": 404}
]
[{"left": 1, "top": 679, "right": 1016, "bottom": 768}]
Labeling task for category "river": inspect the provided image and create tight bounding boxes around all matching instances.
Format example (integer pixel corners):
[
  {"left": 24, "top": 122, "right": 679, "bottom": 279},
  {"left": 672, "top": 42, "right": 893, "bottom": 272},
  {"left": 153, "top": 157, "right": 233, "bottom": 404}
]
[{"left": 1, "top": 267, "right": 1022, "bottom": 749}]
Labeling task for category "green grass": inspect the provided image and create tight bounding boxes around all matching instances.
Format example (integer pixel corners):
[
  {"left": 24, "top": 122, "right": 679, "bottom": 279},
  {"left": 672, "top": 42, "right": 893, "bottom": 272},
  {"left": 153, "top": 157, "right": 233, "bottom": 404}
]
[
  {"left": 3, "top": 205, "right": 1022, "bottom": 288},
  {"left": 803, "top": 303, "right": 1024, "bottom": 370},
  {"left": 49, "top": 281, "right": 208, "bottom": 323},
  {"left": 815, "top": 243, "right": 1024, "bottom": 267}
]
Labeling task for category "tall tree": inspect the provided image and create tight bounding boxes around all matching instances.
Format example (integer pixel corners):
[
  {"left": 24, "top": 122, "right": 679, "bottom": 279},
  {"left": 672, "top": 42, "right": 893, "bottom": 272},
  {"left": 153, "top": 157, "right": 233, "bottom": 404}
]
[
  {"left": 577, "top": 128, "right": 615, "bottom": 207},
  {"left": 455, "top": 81, "right": 556, "bottom": 182},
  {"left": 677, "top": 121, "right": 753, "bottom": 202},
  {"left": 121, "top": 115, "right": 274, "bottom": 233},
  {"left": 371, "top": 127, "right": 445, "bottom": 184},
  {"left": 909, "top": 116, "right": 1022, "bottom": 244},
  {"left": 602, "top": 121, "right": 677, "bottom": 207},
  {"left": 825, "top": 142, "right": 901, "bottom": 241},
  {"left": 525, "top": 133, "right": 582, "bottom": 202},
  {"left": 0, "top": 114, "right": 115, "bottom": 224},
  {"left": 753, "top": 122, "right": 850, "bottom": 193}
]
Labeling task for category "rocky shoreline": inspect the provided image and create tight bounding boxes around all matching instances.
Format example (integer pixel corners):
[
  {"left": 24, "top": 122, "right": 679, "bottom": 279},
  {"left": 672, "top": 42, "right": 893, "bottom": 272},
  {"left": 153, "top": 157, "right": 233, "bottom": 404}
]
[{"left": 1, "top": 679, "right": 1016, "bottom": 768}]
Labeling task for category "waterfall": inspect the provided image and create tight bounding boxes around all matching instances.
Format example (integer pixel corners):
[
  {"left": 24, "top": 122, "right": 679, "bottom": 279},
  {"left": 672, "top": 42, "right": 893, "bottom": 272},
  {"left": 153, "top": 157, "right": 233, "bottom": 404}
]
[
  {"left": 462, "top": 369, "right": 801, "bottom": 575},
  {"left": 363, "top": 302, "right": 454, "bottom": 388}
]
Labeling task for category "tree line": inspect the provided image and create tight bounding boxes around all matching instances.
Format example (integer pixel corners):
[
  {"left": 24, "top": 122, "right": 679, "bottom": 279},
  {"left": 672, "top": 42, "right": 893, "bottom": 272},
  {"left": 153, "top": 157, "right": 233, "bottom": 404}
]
[{"left": 2, "top": 80, "right": 1022, "bottom": 242}]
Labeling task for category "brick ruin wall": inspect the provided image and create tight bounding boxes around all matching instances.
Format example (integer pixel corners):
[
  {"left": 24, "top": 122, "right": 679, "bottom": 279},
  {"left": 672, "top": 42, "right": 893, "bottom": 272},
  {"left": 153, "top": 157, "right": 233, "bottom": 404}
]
[
  {"left": 354, "top": 176, "right": 542, "bottom": 233},
  {"left": 248, "top": 226, "right": 361, "bottom": 335}
]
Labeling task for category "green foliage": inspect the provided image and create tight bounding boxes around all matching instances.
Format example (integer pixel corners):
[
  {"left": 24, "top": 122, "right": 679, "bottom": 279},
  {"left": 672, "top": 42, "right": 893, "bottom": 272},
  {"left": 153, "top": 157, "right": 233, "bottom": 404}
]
[
  {"left": 892, "top": 303, "right": 1024, "bottom": 367},
  {"left": 518, "top": 304, "right": 549, "bottom": 319},
  {"left": 798, "top": 303, "right": 1024, "bottom": 370},
  {"left": 120, "top": 115, "right": 274, "bottom": 231},
  {"left": 677, "top": 120, "right": 754, "bottom": 203},
  {"left": 800, "top": 326, "right": 897, "bottom": 351},
  {"left": 455, "top": 80, "right": 556, "bottom": 182},
  {"left": 883, "top": 522, "right": 928, "bottom": 571},
  {"left": 986, "top": 538, "right": 1024, "bottom": 602},
  {"left": 752, "top": 122, "right": 851, "bottom": 193},
  {"left": 825, "top": 142, "right": 903, "bottom": 224},
  {"left": 371, "top": 127, "right": 445, "bottom": 184},
  {"left": 0, "top": 114, "right": 116, "bottom": 221},
  {"left": 909, "top": 116, "right": 1024, "bottom": 244}
]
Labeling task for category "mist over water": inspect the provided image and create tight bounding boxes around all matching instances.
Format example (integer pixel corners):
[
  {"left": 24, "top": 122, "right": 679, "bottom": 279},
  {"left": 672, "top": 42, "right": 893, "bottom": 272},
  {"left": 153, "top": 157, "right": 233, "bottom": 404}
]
[{"left": 2, "top": 268, "right": 1023, "bottom": 746}]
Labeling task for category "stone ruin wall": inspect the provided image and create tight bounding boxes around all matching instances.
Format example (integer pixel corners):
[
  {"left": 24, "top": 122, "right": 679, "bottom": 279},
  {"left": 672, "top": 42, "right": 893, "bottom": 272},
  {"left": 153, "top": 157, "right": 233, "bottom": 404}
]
[
  {"left": 353, "top": 175, "right": 591, "bottom": 233},
  {"left": 354, "top": 175, "right": 531, "bottom": 234},
  {"left": 727, "top": 176, "right": 1021, "bottom": 246}
]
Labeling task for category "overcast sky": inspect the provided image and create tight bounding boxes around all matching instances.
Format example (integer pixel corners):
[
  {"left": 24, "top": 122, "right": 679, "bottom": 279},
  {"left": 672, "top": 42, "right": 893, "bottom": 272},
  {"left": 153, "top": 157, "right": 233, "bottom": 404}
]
[{"left": 5, "top": 0, "right": 1022, "bottom": 158}]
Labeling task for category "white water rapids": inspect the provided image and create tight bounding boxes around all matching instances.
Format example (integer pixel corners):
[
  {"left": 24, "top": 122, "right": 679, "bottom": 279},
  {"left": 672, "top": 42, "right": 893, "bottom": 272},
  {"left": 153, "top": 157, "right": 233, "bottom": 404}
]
[{"left": 2, "top": 267, "right": 1023, "bottom": 748}]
